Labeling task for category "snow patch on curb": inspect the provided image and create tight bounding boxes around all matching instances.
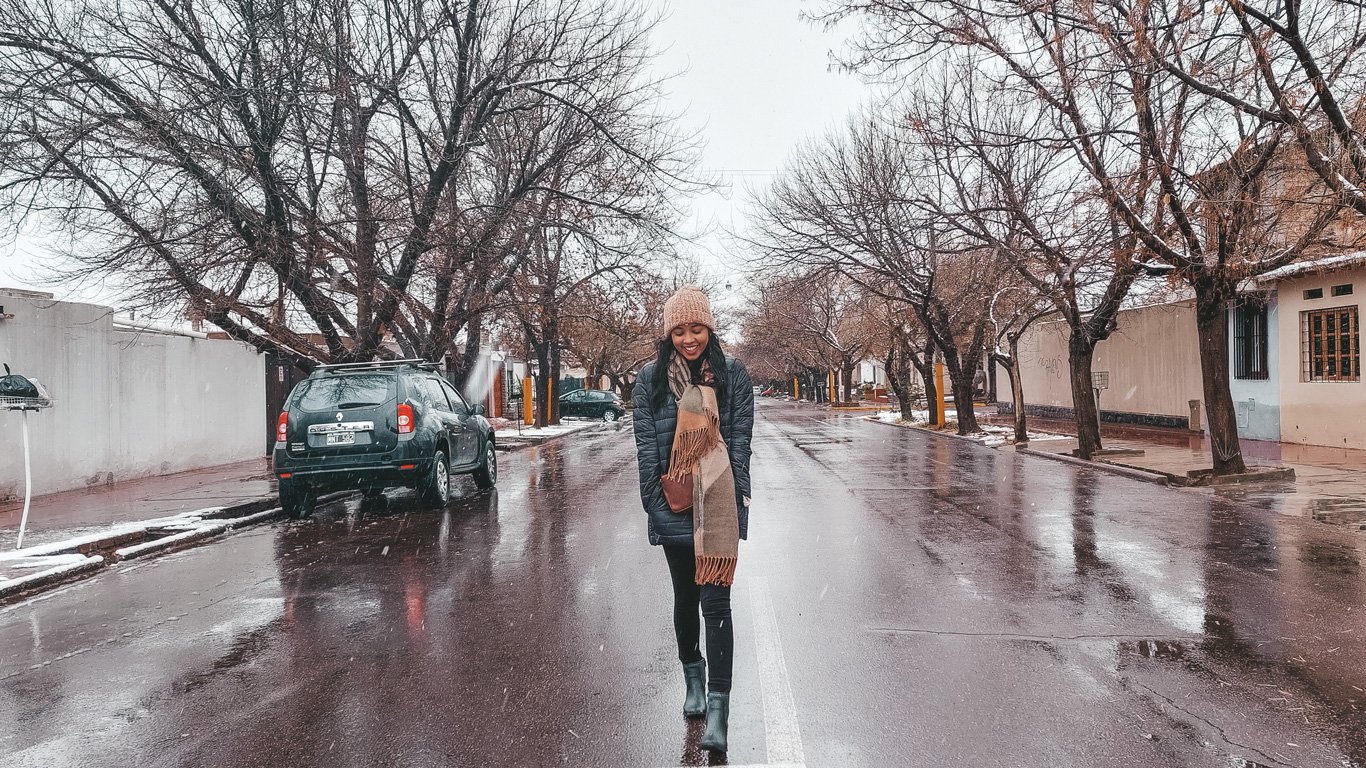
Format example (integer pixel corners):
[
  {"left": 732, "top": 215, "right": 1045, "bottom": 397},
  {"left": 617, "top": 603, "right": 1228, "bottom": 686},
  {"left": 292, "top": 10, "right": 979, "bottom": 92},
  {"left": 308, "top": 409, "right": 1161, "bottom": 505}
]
[
  {"left": 863, "top": 413, "right": 1065, "bottom": 447},
  {"left": 114, "top": 524, "right": 230, "bottom": 561},
  {"left": 0, "top": 555, "right": 104, "bottom": 598}
]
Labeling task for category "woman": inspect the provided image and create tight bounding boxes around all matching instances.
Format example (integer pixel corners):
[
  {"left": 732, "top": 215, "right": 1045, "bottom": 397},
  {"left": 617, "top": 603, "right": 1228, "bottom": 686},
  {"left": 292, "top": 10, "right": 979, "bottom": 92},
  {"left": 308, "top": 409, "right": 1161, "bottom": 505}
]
[{"left": 632, "top": 285, "right": 754, "bottom": 753}]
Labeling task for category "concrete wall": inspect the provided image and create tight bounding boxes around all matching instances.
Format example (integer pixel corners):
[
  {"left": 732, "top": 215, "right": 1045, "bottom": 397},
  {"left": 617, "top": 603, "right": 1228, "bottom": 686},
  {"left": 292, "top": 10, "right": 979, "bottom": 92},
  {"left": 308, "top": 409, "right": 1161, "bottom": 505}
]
[
  {"left": 1012, "top": 300, "right": 1204, "bottom": 427},
  {"left": 1276, "top": 265, "right": 1366, "bottom": 448},
  {"left": 0, "top": 290, "right": 265, "bottom": 500},
  {"left": 1228, "top": 296, "right": 1281, "bottom": 441}
]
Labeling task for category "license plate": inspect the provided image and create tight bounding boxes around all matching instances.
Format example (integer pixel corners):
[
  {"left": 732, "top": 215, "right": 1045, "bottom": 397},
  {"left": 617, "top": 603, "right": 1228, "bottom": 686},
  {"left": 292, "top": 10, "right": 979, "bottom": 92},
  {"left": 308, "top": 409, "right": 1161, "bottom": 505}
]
[{"left": 326, "top": 432, "right": 356, "bottom": 446}]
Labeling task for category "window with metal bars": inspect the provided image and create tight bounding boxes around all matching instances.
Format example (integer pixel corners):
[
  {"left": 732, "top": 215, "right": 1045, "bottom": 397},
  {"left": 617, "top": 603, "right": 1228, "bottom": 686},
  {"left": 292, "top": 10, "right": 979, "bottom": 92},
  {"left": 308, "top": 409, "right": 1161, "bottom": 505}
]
[
  {"left": 1301, "top": 306, "right": 1361, "bottom": 382},
  {"left": 1233, "top": 302, "right": 1269, "bottom": 380}
]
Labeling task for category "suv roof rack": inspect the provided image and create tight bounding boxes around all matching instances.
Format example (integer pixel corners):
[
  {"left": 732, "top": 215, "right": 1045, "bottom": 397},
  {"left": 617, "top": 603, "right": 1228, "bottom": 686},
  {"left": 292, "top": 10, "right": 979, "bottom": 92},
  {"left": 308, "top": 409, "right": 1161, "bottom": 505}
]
[{"left": 314, "top": 358, "right": 441, "bottom": 373}]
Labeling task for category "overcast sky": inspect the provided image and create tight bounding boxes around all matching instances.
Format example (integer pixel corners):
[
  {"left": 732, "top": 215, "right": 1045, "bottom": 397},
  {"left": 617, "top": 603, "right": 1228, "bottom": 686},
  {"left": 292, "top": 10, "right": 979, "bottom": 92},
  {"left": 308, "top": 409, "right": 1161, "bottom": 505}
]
[
  {"left": 0, "top": 0, "right": 872, "bottom": 306},
  {"left": 647, "top": 0, "right": 871, "bottom": 296}
]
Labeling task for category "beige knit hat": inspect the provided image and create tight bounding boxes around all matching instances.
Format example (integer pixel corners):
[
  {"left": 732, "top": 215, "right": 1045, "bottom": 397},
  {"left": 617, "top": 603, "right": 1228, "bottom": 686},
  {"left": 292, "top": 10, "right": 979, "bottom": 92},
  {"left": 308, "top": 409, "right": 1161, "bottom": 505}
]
[{"left": 661, "top": 284, "right": 715, "bottom": 334}]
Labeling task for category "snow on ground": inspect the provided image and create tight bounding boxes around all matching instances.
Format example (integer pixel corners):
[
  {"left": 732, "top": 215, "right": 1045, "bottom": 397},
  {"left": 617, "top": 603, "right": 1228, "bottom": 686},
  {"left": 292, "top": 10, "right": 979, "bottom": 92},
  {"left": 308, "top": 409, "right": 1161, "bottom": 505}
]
[
  {"left": 867, "top": 411, "right": 1068, "bottom": 446},
  {"left": 494, "top": 420, "right": 600, "bottom": 440}
]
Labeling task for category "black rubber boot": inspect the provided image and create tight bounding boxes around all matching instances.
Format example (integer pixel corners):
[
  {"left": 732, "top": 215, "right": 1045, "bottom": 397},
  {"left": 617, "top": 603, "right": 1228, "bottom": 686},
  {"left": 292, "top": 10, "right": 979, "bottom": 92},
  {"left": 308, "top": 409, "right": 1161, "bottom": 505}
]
[
  {"left": 698, "top": 691, "right": 729, "bottom": 752},
  {"left": 682, "top": 660, "right": 707, "bottom": 718}
]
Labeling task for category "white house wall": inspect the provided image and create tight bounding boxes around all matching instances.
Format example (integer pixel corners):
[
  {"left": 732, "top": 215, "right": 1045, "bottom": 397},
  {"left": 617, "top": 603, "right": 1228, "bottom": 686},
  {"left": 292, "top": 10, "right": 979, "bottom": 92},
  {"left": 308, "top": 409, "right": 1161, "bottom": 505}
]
[
  {"left": 1011, "top": 301, "right": 1205, "bottom": 428},
  {"left": 0, "top": 291, "right": 265, "bottom": 500},
  {"left": 1227, "top": 296, "right": 1280, "bottom": 441},
  {"left": 1275, "top": 265, "right": 1366, "bottom": 448}
]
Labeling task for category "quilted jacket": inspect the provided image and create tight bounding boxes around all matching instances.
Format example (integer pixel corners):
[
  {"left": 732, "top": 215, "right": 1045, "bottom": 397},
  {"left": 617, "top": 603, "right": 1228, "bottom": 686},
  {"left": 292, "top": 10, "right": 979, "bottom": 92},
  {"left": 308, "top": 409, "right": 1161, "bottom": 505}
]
[{"left": 632, "top": 356, "right": 754, "bottom": 546}]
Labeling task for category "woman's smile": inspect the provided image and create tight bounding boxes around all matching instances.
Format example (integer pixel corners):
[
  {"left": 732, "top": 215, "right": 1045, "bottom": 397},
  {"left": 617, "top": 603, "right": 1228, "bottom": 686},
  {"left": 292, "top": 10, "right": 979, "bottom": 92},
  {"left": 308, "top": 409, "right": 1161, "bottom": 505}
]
[{"left": 672, "top": 322, "right": 710, "bottom": 361}]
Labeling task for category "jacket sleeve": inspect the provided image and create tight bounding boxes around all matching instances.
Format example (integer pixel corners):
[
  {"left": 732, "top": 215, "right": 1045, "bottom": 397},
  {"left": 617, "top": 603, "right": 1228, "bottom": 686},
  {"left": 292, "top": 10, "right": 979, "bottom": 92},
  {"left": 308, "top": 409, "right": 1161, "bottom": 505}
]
[
  {"left": 728, "top": 359, "right": 754, "bottom": 503},
  {"left": 633, "top": 367, "right": 668, "bottom": 517}
]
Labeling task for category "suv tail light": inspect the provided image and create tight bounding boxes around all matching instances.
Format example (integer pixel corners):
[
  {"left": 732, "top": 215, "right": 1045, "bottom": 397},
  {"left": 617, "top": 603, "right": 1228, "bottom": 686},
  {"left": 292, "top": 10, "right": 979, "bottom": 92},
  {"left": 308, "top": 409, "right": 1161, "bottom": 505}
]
[
  {"left": 276, "top": 411, "right": 288, "bottom": 442},
  {"left": 397, "top": 403, "right": 414, "bottom": 434}
]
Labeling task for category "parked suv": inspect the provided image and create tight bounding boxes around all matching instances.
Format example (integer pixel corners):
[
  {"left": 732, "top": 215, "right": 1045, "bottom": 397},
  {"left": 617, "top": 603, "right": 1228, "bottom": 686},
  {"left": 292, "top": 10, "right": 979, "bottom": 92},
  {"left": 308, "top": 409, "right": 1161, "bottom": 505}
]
[
  {"left": 273, "top": 359, "right": 497, "bottom": 518},
  {"left": 559, "top": 388, "right": 626, "bottom": 422}
]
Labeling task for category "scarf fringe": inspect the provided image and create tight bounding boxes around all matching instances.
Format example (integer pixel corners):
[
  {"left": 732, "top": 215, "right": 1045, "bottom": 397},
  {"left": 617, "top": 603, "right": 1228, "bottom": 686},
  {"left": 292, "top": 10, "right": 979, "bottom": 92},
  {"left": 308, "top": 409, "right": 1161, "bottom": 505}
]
[
  {"left": 665, "top": 427, "right": 708, "bottom": 481},
  {"left": 664, "top": 413, "right": 721, "bottom": 482},
  {"left": 695, "top": 554, "right": 737, "bottom": 587}
]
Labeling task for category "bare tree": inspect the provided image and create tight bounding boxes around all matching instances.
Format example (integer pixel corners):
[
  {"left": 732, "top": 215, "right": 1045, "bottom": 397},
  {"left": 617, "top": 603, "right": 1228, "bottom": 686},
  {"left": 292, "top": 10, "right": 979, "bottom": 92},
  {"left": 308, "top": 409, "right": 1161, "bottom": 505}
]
[
  {"left": 749, "top": 113, "right": 1003, "bottom": 433},
  {"left": 865, "top": 295, "right": 932, "bottom": 421},
  {"left": 1141, "top": 0, "right": 1366, "bottom": 218},
  {"left": 0, "top": 0, "right": 697, "bottom": 369},
  {"left": 559, "top": 275, "right": 671, "bottom": 398},
  {"left": 822, "top": 0, "right": 1347, "bottom": 474},
  {"left": 904, "top": 58, "right": 1147, "bottom": 457}
]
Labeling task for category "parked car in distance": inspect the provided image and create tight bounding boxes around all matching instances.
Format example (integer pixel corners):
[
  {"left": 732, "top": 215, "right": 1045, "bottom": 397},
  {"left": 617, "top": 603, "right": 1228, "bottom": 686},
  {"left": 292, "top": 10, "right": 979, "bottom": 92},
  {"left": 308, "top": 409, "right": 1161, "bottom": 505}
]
[
  {"left": 560, "top": 388, "right": 626, "bottom": 422},
  {"left": 273, "top": 359, "right": 497, "bottom": 519}
]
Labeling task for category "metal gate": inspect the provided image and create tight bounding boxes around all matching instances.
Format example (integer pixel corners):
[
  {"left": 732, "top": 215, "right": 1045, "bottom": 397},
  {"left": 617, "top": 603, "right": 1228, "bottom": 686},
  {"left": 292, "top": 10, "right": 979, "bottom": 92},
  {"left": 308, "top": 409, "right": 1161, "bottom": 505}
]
[{"left": 264, "top": 353, "right": 309, "bottom": 455}]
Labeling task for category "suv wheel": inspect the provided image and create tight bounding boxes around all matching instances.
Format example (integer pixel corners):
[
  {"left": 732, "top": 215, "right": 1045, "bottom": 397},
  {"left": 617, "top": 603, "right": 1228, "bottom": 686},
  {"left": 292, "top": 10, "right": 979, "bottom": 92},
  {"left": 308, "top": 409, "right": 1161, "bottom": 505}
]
[
  {"left": 473, "top": 441, "right": 497, "bottom": 490},
  {"left": 280, "top": 481, "right": 315, "bottom": 520},
  {"left": 602, "top": 409, "right": 619, "bottom": 423},
  {"left": 420, "top": 449, "right": 450, "bottom": 507}
]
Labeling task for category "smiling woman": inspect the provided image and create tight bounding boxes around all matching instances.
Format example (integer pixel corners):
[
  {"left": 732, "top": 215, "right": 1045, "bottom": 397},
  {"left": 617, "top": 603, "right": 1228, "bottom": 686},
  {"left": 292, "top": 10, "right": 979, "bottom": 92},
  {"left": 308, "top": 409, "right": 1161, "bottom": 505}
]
[{"left": 631, "top": 284, "right": 755, "bottom": 754}]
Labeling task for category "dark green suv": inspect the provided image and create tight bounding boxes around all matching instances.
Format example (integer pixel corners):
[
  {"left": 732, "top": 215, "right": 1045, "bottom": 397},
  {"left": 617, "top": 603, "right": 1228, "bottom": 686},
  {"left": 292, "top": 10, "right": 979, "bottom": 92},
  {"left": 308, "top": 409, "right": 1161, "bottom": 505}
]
[{"left": 272, "top": 360, "right": 497, "bottom": 518}]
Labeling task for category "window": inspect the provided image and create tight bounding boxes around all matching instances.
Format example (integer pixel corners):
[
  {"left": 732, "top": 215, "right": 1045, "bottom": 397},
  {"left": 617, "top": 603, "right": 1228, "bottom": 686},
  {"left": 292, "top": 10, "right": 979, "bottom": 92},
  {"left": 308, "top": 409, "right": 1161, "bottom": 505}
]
[
  {"left": 1305, "top": 288, "right": 1324, "bottom": 300},
  {"left": 422, "top": 377, "right": 451, "bottom": 410},
  {"left": 1302, "top": 306, "right": 1360, "bottom": 382},
  {"left": 439, "top": 379, "right": 468, "bottom": 414},
  {"left": 1233, "top": 301, "right": 1269, "bottom": 380},
  {"left": 1333, "top": 283, "right": 1354, "bottom": 297},
  {"left": 295, "top": 374, "right": 394, "bottom": 411}
]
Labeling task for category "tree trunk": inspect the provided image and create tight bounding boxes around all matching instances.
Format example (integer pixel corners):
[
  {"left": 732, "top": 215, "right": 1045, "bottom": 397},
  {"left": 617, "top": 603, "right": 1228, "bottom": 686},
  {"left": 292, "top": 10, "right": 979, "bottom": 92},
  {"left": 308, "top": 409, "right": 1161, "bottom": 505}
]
[
  {"left": 941, "top": 352, "right": 982, "bottom": 434},
  {"left": 907, "top": 338, "right": 937, "bottom": 425},
  {"left": 448, "top": 313, "right": 483, "bottom": 388},
  {"left": 885, "top": 348, "right": 916, "bottom": 421},
  {"left": 948, "top": 367, "right": 981, "bottom": 434},
  {"left": 1003, "top": 335, "right": 1029, "bottom": 443},
  {"left": 1194, "top": 279, "right": 1247, "bottom": 475},
  {"left": 547, "top": 317, "right": 562, "bottom": 426},
  {"left": 1067, "top": 329, "right": 1103, "bottom": 460},
  {"left": 533, "top": 344, "right": 551, "bottom": 428},
  {"left": 843, "top": 362, "right": 858, "bottom": 403}
]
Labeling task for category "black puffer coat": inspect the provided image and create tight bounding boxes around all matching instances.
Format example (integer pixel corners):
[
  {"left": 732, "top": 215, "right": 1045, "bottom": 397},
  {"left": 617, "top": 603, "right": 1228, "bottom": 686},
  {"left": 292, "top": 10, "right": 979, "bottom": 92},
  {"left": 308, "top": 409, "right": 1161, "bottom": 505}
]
[{"left": 633, "top": 356, "right": 754, "bottom": 546}]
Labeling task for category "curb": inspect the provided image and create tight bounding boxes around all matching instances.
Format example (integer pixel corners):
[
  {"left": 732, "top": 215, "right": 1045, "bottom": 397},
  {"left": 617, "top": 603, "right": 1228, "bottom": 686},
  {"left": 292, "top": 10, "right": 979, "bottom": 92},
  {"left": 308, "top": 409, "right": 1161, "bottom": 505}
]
[
  {"left": 0, "top": 556, "right": 105, "bottom": 602},
  {"left": 1016, "top": 447, "right": 1172, "bottom": 486},
  {"left": 495, "top": 420, "right": 617, "bottom": 448},
  {"left": 862, "top": 415, "right": 1003, "bottom": 447},
  {"left": 865, "top": 414, "right": 1177, "bottom": 488},
  {"left": 0, "top": 491, "right": 346, "bottom": 605},
  {"left": 113, "top": 523, "right": 231, "bottom": 561}
]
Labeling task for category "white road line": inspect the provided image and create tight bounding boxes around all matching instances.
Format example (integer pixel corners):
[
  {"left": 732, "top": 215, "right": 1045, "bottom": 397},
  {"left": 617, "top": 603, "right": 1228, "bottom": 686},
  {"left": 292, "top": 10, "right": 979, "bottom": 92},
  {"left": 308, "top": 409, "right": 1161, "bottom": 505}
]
[
  {"left": 751, "top": 576, "right": 806, "bottom": 767},
  {"left": 665, "top": 764, "right": 805, "bottom": 768}
]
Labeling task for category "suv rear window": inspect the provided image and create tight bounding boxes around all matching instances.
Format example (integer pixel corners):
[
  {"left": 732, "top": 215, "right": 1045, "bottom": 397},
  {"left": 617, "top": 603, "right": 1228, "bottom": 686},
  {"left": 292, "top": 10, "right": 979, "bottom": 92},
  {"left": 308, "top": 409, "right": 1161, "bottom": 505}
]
[{"left": 294, "top": 374, "right": 396, "bottom": 411}]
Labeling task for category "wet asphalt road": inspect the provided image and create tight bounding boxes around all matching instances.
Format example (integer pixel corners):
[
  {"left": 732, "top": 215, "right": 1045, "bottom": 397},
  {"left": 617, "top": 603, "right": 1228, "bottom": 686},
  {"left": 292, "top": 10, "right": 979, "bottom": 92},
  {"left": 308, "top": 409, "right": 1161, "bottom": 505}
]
[{"left": 3, "top": 401, "right": 1366, "bottom": 768}]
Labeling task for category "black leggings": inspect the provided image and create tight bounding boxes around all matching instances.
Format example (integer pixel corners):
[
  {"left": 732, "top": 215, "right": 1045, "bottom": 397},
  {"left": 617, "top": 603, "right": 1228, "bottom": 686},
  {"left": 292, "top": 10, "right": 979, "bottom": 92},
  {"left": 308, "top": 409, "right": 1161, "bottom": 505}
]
[{"left": 662, "top": 544, "right": 733, "bottom": 693}]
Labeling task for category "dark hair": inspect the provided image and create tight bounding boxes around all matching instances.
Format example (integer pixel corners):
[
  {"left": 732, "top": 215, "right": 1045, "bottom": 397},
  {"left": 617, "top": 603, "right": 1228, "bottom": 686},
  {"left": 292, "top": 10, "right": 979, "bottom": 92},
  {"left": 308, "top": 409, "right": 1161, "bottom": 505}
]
[{"left": 650, "top": 332, "right": 728, "bottom": 410}]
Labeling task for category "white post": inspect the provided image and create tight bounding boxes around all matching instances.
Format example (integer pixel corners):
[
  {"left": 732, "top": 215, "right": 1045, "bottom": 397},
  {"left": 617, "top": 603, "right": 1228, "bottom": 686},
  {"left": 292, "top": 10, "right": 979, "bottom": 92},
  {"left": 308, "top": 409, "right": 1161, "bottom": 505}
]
[{"left": 16, "top": 409, "right": 32, "bottom": 549}]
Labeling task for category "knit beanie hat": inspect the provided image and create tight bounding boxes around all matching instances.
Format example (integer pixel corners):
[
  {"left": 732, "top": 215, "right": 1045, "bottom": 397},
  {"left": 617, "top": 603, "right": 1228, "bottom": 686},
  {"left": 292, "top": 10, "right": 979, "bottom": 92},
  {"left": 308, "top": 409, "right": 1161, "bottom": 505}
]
[{"left": 662, "top": 284, "right": 715, "bottom": 334}]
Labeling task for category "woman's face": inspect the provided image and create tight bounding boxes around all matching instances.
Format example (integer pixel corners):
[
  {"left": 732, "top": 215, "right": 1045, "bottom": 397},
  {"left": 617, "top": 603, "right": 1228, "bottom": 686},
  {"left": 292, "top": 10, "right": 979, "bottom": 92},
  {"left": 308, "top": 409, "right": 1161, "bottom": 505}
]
[{"left": 671, "top": 323, "right": 710, "bottom": 362}]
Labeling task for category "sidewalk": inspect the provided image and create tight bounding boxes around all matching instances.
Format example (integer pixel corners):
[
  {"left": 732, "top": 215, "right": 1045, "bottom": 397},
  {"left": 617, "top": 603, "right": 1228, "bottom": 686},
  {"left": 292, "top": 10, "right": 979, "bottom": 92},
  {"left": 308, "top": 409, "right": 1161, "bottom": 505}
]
[
  {"left": 991, "top": 414, "right": 1366, "bottom": 529},
  {"left": 0, "top": 458, "right": 276, "bottom": 552}
]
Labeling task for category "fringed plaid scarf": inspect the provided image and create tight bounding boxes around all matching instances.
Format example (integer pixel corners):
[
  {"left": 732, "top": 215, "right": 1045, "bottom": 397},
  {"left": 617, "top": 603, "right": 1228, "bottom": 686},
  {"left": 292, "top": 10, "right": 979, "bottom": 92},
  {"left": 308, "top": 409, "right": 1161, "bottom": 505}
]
[{"left": 665, "top": 353, "right": 739, "bottom": 587}]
